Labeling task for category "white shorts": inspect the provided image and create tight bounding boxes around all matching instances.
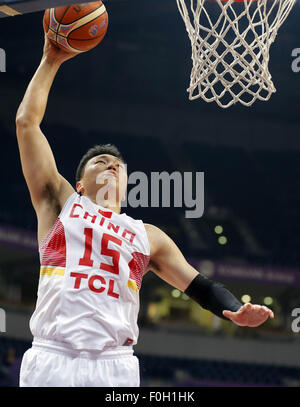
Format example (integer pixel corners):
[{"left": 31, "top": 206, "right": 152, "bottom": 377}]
[{"left": 19, "top": 337, "right": 140, "bottom": 387}]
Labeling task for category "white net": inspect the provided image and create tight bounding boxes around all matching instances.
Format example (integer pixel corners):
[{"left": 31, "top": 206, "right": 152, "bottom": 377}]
[{"left": 176, "top": 0, "right": 296, "bottom": 107}]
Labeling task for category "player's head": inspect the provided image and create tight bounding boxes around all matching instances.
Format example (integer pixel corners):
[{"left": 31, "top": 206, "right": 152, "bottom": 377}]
[{"left": 75, "top": 144, "right": 128, "bottom": 206}]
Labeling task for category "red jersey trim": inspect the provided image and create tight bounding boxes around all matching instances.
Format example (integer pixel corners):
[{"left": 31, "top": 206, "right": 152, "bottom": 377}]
[
  {"left": 40, "top": 218, "right": 66, "bottom": 268},
  {"left": 128, "top": 252, "right": 150, "bottom": 290}
]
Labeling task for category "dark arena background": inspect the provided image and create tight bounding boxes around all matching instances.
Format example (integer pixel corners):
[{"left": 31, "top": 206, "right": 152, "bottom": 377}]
[{"left": 0, "top": 0, "right": 300, "bottom": 388}]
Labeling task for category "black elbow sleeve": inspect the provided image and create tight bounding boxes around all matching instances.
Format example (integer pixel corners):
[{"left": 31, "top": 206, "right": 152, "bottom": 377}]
[{"left": 184, "top": 274, "right": 242, "bottom": 320}]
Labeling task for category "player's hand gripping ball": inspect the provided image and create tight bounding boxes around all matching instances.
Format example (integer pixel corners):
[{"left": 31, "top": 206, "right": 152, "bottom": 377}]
[{"left": 43, "top": 2, "right": 108, "bottom": 53}]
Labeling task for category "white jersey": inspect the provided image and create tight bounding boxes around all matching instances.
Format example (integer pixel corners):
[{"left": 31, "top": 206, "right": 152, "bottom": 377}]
[{"left": 30, "top": 192, "right": 150, "bottom": 351}]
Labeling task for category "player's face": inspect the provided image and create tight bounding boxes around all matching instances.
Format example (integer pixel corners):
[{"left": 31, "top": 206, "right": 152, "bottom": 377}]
[{"left": 78, "top": 154, "right": 128, "bottom": 204}]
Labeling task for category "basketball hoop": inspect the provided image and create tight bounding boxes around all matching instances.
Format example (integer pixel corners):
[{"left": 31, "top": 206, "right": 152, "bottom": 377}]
[{"left": 176, "top": 0, "right": 296, "bottom": 108}]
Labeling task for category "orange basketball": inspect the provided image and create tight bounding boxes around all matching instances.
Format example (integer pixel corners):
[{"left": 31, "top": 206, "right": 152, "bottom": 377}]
[{"left": 43, "top": 2, "right": 108, "bottom": 53}]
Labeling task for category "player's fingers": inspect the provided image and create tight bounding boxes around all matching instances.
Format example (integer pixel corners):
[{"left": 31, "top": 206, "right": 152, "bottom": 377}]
[
  {"left": 255, "top": 305, "right": 268, "bottom": 314},
  {"left": 252, "top": 304, "right": 267, "bottom": 317},
  {"left": 240, "top": 303, "right": 252, "bottom": 313},
  {"left": 261, "top": 305, "right": 274, "bottom": 318},
  {"left": 223, "top": 310, "right": 234, "bottom": 318}
]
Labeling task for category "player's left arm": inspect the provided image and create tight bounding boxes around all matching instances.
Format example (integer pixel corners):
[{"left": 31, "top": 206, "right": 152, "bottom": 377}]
[{"left": 145, "top": 224, "right": 274, "bottom": 328}]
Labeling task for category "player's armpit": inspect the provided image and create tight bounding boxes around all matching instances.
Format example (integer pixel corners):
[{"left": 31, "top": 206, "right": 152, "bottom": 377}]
[
  {"left": 16, "top": 122, "right": 75, "bottom": 212},
  {"left": 145, "top": 223, "right": 199, "bottom": 291}
]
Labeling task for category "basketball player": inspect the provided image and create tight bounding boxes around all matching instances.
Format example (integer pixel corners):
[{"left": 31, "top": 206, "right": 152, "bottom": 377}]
[{"left": 16, "top": 36, "right": 274, "bottom": 387}]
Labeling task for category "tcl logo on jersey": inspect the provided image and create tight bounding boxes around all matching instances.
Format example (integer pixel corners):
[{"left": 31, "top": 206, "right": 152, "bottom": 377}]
[
  {"left": 70, "top": 272, "right": 119, "bottom": 298},
  {"left": 70, "top": 230, "right": 121, "bottom": 298}
]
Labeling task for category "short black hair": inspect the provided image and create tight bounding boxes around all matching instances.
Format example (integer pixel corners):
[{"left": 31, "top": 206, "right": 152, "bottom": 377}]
[{"left": 75, "top": 144, "right": 125, "bottom": 183}]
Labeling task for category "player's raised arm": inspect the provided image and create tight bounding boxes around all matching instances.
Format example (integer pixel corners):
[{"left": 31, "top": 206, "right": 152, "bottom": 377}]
[
  {"left": 145, "top": 224, "right": 274, "bottom": 327},
  {"left": 15, "top": 36, "right": 76, "bottom": 214}
]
